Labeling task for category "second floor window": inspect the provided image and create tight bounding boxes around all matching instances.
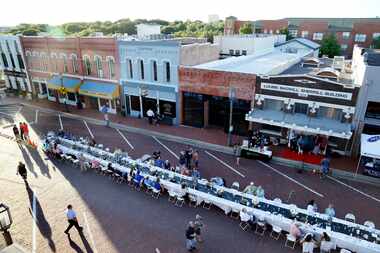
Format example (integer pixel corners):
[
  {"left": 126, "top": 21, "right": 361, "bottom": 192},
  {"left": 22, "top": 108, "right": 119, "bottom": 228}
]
[
  {"left": 313, "top": 33, "right": 324, "bottom": 41},
  {"left": 301, "top": 31, "right": 309, "bottom": 38},
  {"left": 164, "top": 61, "right": 171, "bottom": 82},
  {"left": 127, "top": 59, "right": 133, "bottom": 79},
  {"left": 108, "top": 57, "right": 115, "bottom": 79},
  {"left": 342, "top": 32, "right": 350, "bottom": 40},
  {"left": 1, "top": 52, "right": 8, "bottom": 68},
  {"left": 84, "top": 56, "right": 92, "bottom": 75},
  {"left": 152, "top": 60, "right": 158, "bottom": 81},
  {"left": 17, "top": 54, "right": 24, "bottom": 69},
  {"left": 71, "top": 55, "right": 78, "bottom": 73},
  {"left": 62, "top": 55, "right": 68, "bottom": 73},
  {"left": 138, "top": 59, "right": 144, "bottom": 80},
  {"left": 355, "top": 34, "right": 366, "bottom": 42},
  {"left": 95, "top": 56, "right": 103, "bottom": 78}
]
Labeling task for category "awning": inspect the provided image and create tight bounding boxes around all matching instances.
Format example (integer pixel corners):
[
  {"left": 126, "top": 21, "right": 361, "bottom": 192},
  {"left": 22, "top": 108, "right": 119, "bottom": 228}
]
[
  {"left": 361, "top": 134, "right": 380, "bottom": 159},
  {"left": 246, "top": 109, "right": 352, "bottom": 139},
  {"left": 47, "top": 75, "right": 81, "bottom": 93},
  {"left": 79, "top": 80, "right": 120, "bottom": 100}
]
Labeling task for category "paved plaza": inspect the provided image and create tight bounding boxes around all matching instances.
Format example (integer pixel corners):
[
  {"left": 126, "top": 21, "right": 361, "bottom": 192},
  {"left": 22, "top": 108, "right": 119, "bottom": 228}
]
[{"left": 1, "top": 104, "right": 380, "bottom": 253}]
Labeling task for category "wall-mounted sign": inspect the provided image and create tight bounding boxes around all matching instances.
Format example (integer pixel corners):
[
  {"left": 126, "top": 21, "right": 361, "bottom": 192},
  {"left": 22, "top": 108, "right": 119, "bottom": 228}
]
[{"left": 261, "top": 82, "right": 352, "bottom": 100}]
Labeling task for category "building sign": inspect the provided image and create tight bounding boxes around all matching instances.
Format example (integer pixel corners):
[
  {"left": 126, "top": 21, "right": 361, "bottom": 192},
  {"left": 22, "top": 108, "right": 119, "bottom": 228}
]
[
  {"left": 3, "top": 69, "right": 27, "bottom": 78},
  {"left": 261, "top": 83, "right": 352, "bottom": 100}
]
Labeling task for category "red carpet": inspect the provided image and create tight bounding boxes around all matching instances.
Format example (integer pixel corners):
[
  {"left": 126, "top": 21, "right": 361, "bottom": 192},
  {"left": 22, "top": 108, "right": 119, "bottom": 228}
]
[{"left": 279, "top": 149, "right": 323, "bottom": 165}]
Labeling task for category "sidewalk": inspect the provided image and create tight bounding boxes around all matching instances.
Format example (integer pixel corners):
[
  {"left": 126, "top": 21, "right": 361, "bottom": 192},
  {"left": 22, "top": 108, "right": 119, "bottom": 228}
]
[{"left": 5, "top": 96, "right": 364, "bottom": 177}]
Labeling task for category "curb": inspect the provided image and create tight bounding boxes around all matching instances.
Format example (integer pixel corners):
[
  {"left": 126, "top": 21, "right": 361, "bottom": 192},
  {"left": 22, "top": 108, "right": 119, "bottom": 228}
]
[{"left": 17, "top": 102, "right": 380, "bottom": 187}]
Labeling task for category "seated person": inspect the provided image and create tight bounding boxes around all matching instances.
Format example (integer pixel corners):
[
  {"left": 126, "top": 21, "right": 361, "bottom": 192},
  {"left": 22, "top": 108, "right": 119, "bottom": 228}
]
[
  {"left": 144, "top": 177, "right": 154, "bottom": 189},
  {"left": 191, "top": 168, "right": 201, "bottom": 179},
  {"left": 163, "top": 160, "right": 171, "bottom": 170},
  {"left": 154, "top": 158, "right": 164, "bottom": 168},
  {"left": 306, "top": 200, "right": 318, "bottom": 213},
  {"left": 91, "top": 159, "right": 100, "bottom": 170},
  {"left": 133, "top": 171, "right": 144, "bottom": 186},
  {"left": 289, "top": 220, "right": 302, "bottom": 239},
  {"left": 107, "top": 162, "right": 115, "bottom": 172},
  {"left": 319, "top": 232, "right": 334, "bottom": 253},
  {"left": 324, "top": 204, "right": 335, "bottom": 218},
  {"left": 255, "top": 186, "right": 265, "bottom": 198},
  {"left": 239, "top": 208, "right": 256, "bottom": 226},
  {"left": 153, "top": 178, "right": 161, "bottom": 191},
  {"left": 300, "top": 233, "right": 316, "bottom": 253},
  {"left": 243, "top": 182, "right": 257, "bottom": 195}
]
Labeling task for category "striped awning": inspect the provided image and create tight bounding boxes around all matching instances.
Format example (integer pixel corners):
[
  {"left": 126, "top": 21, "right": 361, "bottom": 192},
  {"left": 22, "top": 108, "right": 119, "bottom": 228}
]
[
  {"left": 79, "top": 80, "right": 120, "bottom": 100},
  {"left": 47, "top": 75, "right": 81, "bottom": 93}
]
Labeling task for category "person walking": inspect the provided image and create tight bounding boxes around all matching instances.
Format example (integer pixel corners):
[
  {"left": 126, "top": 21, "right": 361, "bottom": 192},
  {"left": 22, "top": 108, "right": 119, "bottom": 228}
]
[
  {"left": 17, "top": 162, "right": 27, "bottom": 181},
  {"left": 101, "top": 104, "right": 110, "bottom": 127},
  {"left": 320, "top": 157, "right": 330, "bottom": 179},
  {"left": 194, "top": 214, "right": 204, "bottom": 243},
  {"left": 23, "top": 122, "right": 29, "bottom": 141},
  {"left": 19, "top": 122, "right": 25, "bottom": 141},
  {"left": 12, "top": 125, "right": 20, "bottom": 141},
  {"left": 78, "top": 153, "right": 86, "bottom": 172},
  {"left": 64, "top": 205, "right": 83, "bottom": 235},
  {"left": 185, "top": 221, "right": 197, "bottom": 252},
  {"left": 147, "top": 109, "right": 154, "bottom": 125}
]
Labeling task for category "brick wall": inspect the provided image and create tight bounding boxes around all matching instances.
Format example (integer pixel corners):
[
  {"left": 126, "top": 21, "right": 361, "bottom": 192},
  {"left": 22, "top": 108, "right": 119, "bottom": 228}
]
[{"left": 261, "top": 19, "right": 288, "bottom": 33}]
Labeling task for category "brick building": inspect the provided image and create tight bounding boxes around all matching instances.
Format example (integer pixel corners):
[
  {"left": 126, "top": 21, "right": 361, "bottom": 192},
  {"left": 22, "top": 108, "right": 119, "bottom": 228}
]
[
  {"left": 21, "top": 36, "right": 121, "bottom": 113},
  {"left": 225, "top": 17, "right": 380, "bottom": 57},
  {"left": 179, "top": 67, "right": 256, "bottom": 135}
]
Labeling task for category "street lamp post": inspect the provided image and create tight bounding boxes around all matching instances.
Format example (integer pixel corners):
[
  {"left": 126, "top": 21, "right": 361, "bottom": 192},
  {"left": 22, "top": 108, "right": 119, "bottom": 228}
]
[
  {"left": 0, "top": 203, "right": 13, "bottom": 246},
  {"left": 227, "top": 87, "right": 235, "bottom": 146}
]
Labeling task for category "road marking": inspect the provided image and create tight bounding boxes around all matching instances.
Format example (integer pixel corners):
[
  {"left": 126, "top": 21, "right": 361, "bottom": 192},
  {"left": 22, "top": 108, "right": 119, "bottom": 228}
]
[
  {"left": 32, "top": 190, "right": 37, "bottom": 253},
  {"left": 58, "top": 114, "right": 63, "bottom": 130},
  {"left": 152, "top": 136, "right": 179, "bottom": 159},
  {"left": 83, "top": 212, "right": 98, "bottom": 253},
  {"left": 116, "top": 129, "right": 134, "bottom": 150},
  {"left": 205, "top": 151, "right": 245, "bottom": 178},
  {"left": 155, "top": 248, "right": 161, "bottom": 253},
  {"left": 257, "top": 161, "right": 324, "bottom": 198},
  {"left": 35, "top": 110, "right": 39, "bottom": 124},
  {"left": 327, "top": 176, "right": 380, "bottom": 204},
  {"left": 83, "top": 120, "right": 94, "bottom": 138}
]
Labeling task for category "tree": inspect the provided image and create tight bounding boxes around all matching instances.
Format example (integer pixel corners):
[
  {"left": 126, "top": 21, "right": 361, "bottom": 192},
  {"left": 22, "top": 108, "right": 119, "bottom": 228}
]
[
  {"left": 279, "top": 28, "right": 293, "bottom": 41},
  {"left": 373, "top": 37, "right": 380, "bottom": 49},
  {"left": 320, "top": 34, "right": 341, "bottom": 58},
  {"left": 239, "top": 23, "right": 253, "bottom": 34}
]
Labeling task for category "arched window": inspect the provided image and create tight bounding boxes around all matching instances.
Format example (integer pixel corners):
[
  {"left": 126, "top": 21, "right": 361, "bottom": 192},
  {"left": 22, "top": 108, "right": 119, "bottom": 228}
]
[
  {"left": 40, "top": 52, "right": 48, "bottom": 71},
  {"left": 107, "top": 56, "right": 115, "bottom": 79},
  {"left": 60, "top": 53, "right": 68, "bottom": 73},
  {"left": 164, "top": 61, "right": 171, "bottom": 82},
  {"left": 32, "top": 51, "right": 40, "bottom": 71},
  {"left": 71, "top": 54, "right": 78, "bottom": 73},
  {"left": 127, "top": 58, "right": 133, "bottom": 79},
  {"left": 50, "top": 53, "right": 58, "bottom": 72},
  {"left": 95, "top": 56, "right": 103, "bottom": 78},
  {"left": 138, "top": 59, "right": 144, "bottom": 80},
  {"left": 83, "top": 55, "right": 92, "bottom": 75}
]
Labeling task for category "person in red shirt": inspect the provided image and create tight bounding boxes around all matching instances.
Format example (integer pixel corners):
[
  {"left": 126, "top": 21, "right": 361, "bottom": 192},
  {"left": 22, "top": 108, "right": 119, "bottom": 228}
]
[{"left": 23, "top": 122, "right": 29, "bottom": 140}]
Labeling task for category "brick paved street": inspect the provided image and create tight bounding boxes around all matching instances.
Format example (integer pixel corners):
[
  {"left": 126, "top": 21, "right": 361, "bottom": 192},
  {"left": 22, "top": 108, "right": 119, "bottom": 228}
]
[{"left": 1, "top": 104, "right": 380, "bottom": 253}]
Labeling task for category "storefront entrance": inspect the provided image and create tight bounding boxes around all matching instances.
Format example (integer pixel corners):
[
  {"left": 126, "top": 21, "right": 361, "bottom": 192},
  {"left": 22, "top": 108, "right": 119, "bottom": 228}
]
[
  {"left": 183, "top": 92, "right": 204, "bottom": 128},
  {"left": 142, "top": 97, "right": 157, "bottom": 117}
]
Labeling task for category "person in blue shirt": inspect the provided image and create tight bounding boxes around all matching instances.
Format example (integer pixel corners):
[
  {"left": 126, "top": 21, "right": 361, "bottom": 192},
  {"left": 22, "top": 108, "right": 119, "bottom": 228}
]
[
  {"left": 133, "top": 171, "right": 144, "bottom": 187},
  {"left": 154, "top": 158, "right": 164, "bottom": 168},
  {"left": 191, "top": 168, "right": 201, "bottom": 179},
  {"left": 324, "top": 204, "right": 336, "bottom": 218},
  {"left": 164, "top": 160, "right": 171, "bottom": 170},
  {"left": 153, "top": 178, "right": 161, "bottom": 191},
  {"left": 320, "top": 157, "right": 330, "bottom": 179}
]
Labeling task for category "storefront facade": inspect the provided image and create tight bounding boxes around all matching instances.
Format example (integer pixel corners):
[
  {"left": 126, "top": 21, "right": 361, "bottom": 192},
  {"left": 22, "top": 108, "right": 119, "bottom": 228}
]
[
  {"left": 179, "top": 67, "right": 256, "bottom": 135},
  {"left": 119, "top": 40, "right": 180, "bottom": 124},
  {"left": 247, "top": 72, "right": 359, "bottom": 154},
  {"left": 0, "top": 35, "right": 31, "bottom": 97}
]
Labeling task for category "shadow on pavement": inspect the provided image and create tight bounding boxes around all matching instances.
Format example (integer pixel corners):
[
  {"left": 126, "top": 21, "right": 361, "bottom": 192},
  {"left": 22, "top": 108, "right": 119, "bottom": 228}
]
[
  {"left": 26, "top": 145, "right": 51, "bottom": 178},
  {"left": 18, "top": 144, "right": 38, "bottom": 178},
  {"left": 25, "top": 181, "right": 56, "bottom": 252}
]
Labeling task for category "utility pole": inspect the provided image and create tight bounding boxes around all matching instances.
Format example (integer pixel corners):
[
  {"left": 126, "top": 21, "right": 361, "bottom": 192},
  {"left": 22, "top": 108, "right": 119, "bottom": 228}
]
[{"left": 227, "top": 87, "right": 235, "bottom": 146}]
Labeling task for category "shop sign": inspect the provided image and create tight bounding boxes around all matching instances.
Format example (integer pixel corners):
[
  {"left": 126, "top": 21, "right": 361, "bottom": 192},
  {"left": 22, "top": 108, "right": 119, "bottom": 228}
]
[{"left": 261, "top": 82, "right": 352, "bottom": 100}]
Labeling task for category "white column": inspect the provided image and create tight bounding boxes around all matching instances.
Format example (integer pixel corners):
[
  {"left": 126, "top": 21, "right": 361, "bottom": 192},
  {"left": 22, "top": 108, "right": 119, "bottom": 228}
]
[{"left": 156, "top": 90, "right": 160, "bottom": 114}]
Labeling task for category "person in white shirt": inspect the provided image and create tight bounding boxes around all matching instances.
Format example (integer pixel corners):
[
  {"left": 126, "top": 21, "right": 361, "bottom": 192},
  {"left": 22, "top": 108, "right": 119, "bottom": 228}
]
[
  {"left": 320, "top": 232, "right": 334, "bottom": 253},
  {"left": 300, "top": 233, "right": 316, "bottom": 253},
  {"left": 64, "top": 205, "right": 83, "bottom": 235},
  {"left": 307, "top": 200, "right": 318, "bottom": 213},
  {"left": 324, "top": 204, "right": 336, "bottom": 218},
  {"left": 239, "top": 208, "right": 255, "bottom": 226},
  {"left": 146, "top": 109, "right": 155, "bottom": 125}
]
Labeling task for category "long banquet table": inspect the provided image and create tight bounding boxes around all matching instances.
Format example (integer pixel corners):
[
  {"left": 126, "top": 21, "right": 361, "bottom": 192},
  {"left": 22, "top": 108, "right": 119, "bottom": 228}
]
[{"left": 52, "top": 135, "right": 380, "bottom": 253}]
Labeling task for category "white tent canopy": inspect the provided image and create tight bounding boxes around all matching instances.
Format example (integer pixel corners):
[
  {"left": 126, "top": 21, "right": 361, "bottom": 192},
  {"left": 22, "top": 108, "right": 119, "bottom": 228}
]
[{"left": 361, "top": 134, "right": 380, "bottom": 159}]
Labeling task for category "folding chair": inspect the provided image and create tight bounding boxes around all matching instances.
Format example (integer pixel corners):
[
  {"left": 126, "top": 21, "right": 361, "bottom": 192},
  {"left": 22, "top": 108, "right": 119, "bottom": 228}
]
[
  {"left": 202, "top": 200, "right": 212, "bottom": 210},
  {"left": 285, "top": 234, "right": 296, "bottom": 249},
  {"left": 175, "top": 196, "right": 185, "bottom": 207},
  {"left": 239, "top": 221, "right": 251, "bottom": 231},
  {"left": 168, "top": 191, "right": 176, "bottom": 203},
  {"left": 255, "top": 219, "right": 266, "bottom": 236},
  {"left": 151, "top": 188, "right": 161, "bottom": 199},
  {"left": 188, "top": 194, "right": 198, "bottom": 207},
  {"left": 270, "top": 226, "right": 282, "bottom": 240}
]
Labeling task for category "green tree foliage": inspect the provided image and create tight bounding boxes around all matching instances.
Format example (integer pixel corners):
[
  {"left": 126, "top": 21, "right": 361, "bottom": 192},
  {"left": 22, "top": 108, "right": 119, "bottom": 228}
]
[
  {"left": 320, "top": 34, "right": 341, "bottom": 58},
  {"left": 239, "top": 23, "right": 253, "bottom": 34},
  {"left": 279, "top": 28, "right": 293, "bottom": 41},
  {"left": 9, "top": 23, "right": 48, "bottom": 35},
  {"left": 373, "top": 37, "right": 380, "bottom": 49}
]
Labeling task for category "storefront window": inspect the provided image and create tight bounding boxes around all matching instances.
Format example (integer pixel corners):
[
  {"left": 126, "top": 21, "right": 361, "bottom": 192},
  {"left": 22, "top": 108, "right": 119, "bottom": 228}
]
[
  {"left": 294, "top": 103, "right": 308, "bottom": 114},
  {"left": 365, "top": 102, "right": 380, "bottom": 119},
  {"left": 130, "top": 95, "right": 140, "bottom": 111},
  {"left": 159, "top": 100, "right": 176, "bottom": 118},
  {"left": 183, "top": 92, "right": 204, "bottom": 128},
  {"left": 48, "top": 89, "right": 55, "bottom": 97},
  {"left": 41, "top": 83, "right": 47, "bottom": 94},
  {"left": 67, "top": 92, "right": 76, "bottom": 101},
  {"left": 317, "top": 106, "right": 343, "bottom": 121},
  {"left": 264, "top": 99, "right": 283, "bottom": 111},
  {"left": 209, "top": 96, "right": 228, "bottom": 127}
]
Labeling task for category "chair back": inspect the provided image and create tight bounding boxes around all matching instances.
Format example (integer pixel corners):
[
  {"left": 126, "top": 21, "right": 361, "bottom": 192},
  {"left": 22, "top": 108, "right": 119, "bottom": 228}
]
[{"left": 344, "top": 213, "right": 356, "bottom": 223}]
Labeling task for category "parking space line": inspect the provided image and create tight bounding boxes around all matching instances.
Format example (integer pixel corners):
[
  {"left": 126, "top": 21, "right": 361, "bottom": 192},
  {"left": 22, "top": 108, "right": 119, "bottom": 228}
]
[
  {"left": 205, "top": 151, "right": 245, "bottom": 178},
  {"left": 83, "top": 212, "right": 98, "bottom": 253},
  {"left": 258, "top": 161, "right": 324, "bottom": 198},
  {"left": 32, "top": 190, "right": 37, "bottom": 253},
  {"left": 327, "top": 176, "right": 380, "bottom": 204},
  {"left": 152, "top": 136, "right": 179, "bottom": 159},
  {"left": 116, "top": 129, "right": 134, "bottom": 150},
  {"left": 83, "top": 120, "right": 94, "bottom": 139},
  {"left": 35, "top": 110, "right": 39, "bottom": 124},
  {"left": 58, "top": 114, "right": 63, "bottom": 130}
]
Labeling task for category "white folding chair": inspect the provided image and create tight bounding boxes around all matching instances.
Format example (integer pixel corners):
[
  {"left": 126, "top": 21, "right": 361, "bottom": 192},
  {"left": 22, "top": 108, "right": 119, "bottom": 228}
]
[
  {"left": 270, "top": 226, "right": 282, "bottom": 240},
  {"left": 151, "top": 188, "right": 160, "bottom": 199},
  {"left": 255, "top": 218, "right": 266, "bottom": 236},
  {"left": 202, "top": 200, "right": 212, "bottom": 210},
  {"left": 364, "top": 220, "right": 375, "bottom": 229},
  {"left": 230, "top": 208, "right": 240, "bottom": 219},
  {"left": 274, "top": 198, "right": 282, "bottom": 204},
  {"left": 188, "top": 194, "right": 198, "bottom": 207},
  {"left": 168, "top": 191, "right": 176, "bottom": 203},
  {"left": 285, "top": 234, "right": 296, "bottom": 249},
  {"left": 344, "top": 213, "right": 356, "bottom": 223},
  {"left": 340, "top": 249, "right": 352, "bottom": 253},
  {"left": 239, "top": 221, "right": 251, "bottom": 231},
  {"left": 175, "top": 196, "right": 185, "bottom": 207}
]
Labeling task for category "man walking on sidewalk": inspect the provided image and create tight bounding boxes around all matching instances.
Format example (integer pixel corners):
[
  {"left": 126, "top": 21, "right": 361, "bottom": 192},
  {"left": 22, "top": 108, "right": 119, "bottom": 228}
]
[
  {"left": 101, "top": 104, "right": 110, "bottom": 127},
  {"left": 64, "top": 205, "right": 83, "bottom": 235}
]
